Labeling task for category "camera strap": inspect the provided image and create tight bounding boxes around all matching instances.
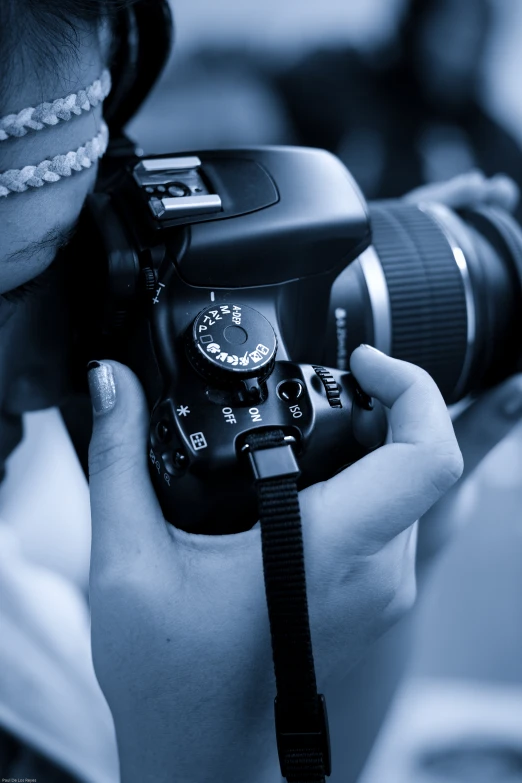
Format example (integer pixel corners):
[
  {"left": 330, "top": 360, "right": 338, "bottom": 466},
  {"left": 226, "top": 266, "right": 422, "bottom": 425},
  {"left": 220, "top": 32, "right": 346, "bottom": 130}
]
[{"left": 244, "top": 429, "right": 331, "bottom": 782}]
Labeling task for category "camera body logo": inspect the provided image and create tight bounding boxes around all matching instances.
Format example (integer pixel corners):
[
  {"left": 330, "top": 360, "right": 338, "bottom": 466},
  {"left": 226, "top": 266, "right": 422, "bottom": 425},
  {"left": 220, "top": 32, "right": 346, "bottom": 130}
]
[{"left": 334, "top": 307, "right": 348, "bottom": 370}]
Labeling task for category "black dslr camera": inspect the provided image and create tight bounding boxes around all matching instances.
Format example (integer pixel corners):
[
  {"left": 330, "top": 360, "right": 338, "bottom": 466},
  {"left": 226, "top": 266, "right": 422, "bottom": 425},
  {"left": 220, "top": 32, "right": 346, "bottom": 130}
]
[
  {"left": 75, "top": 144, "right": 522, "bottom": 534},
  {"left": 76, "top": 147, "right": 390, "bottom": 533},
  {"left": 69, "top": 0, "right": 522, "bottom": 536}
]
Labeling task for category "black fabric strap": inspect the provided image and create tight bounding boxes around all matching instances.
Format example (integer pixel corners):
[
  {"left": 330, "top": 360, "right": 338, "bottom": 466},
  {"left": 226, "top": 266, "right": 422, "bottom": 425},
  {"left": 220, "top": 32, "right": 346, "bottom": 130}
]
[{"left": 244, "top": 429, "right": 330, "bottom": 782}]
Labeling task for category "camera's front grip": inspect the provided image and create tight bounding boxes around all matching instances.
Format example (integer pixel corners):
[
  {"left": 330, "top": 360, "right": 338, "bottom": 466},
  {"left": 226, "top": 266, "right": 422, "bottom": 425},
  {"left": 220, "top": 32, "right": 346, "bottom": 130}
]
[{"left": 147, "top": 361, "right": 388, "bottom": 534}]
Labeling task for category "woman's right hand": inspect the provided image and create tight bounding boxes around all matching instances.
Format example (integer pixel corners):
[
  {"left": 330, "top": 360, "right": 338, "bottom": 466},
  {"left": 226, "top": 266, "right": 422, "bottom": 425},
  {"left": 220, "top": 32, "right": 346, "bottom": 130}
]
[{"left": 87, "top": 346, "right": 463, "bottom": 783}]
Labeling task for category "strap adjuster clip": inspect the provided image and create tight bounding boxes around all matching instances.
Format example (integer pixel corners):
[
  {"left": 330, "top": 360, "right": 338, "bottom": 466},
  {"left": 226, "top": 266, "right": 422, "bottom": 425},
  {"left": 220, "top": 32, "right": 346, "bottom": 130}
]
[
  {"left": 242, "top": 435, "right": 299, "bottom": 481},
  {"left": 275, "top": 694, "right": 332, "bottom": 778}
]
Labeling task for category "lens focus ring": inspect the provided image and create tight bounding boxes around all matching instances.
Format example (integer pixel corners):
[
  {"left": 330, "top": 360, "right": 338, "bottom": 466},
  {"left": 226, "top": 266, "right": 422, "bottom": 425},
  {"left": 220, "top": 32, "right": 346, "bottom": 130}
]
[{"left": 369, "top": 203, "right": 468, "bottom": 399}]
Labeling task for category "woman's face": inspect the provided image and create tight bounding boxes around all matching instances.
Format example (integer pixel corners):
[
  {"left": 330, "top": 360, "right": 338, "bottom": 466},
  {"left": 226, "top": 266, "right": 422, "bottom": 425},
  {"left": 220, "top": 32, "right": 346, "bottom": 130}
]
[
  {"left": 0, "top": 26, "right": 107, "bottom": 292},
  {"left": 0, "top": 25, "right": 109, "bottom": 468}
]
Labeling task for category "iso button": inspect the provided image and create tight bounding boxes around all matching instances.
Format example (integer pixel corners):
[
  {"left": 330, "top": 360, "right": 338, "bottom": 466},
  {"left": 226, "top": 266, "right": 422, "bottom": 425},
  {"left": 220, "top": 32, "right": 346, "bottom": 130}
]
[{"left": 277, "top": 379, "right": 304, "bottom": 403}]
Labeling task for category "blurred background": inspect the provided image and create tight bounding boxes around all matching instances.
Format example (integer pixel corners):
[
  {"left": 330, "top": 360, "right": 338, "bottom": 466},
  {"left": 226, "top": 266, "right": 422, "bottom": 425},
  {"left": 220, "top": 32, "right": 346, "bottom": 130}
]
[
  {"left": 127, "top": 1, "right": 522, "bottom": 781},
  {"left": 129, "top": 0, "right": 522, "bottom": 211}
]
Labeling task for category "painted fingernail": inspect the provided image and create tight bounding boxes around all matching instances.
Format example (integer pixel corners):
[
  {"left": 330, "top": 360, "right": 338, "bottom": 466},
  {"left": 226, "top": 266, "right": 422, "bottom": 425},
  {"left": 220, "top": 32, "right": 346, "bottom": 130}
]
[{"left": 87, "top": 361, "right": 116, "bottom": 414}]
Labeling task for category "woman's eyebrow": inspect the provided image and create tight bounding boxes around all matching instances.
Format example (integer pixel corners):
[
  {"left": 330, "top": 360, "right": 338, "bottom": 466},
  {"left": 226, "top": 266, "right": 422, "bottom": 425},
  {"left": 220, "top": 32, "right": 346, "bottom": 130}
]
[{"left": 3, "top": 224, "right": 77, "bottom": 264}]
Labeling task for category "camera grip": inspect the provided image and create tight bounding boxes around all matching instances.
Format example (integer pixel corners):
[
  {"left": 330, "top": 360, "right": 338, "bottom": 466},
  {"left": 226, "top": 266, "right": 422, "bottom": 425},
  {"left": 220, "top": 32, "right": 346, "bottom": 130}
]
[{"left": 147, "top": 361, "right": 387, "bottom": 534}]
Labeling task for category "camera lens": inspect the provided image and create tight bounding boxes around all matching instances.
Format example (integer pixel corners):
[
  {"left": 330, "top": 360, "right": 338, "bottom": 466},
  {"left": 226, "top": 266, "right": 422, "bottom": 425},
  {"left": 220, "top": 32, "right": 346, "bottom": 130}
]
[{"left": 326, "top": 201, "right": 522, "bottom": 402}]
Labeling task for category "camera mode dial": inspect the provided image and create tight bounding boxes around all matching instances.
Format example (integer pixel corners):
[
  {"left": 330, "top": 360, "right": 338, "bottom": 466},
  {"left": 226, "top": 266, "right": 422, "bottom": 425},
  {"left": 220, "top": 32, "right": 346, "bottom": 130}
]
[{"left": 186, "top": 303, "right": 277, "bottom": 387}]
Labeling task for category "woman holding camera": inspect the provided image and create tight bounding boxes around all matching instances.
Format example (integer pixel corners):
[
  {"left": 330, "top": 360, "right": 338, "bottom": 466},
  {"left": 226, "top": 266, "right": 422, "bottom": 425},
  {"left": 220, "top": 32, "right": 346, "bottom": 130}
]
[{"left": 0, "top": 1, "right": 519, "bottom": 781}]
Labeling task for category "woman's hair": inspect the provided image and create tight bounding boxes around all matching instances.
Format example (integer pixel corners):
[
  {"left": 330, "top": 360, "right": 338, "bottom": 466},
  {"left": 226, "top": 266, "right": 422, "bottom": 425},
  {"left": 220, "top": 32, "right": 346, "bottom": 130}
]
[{"left": 0, "top": 0, "right": 136, "bottom": 105}]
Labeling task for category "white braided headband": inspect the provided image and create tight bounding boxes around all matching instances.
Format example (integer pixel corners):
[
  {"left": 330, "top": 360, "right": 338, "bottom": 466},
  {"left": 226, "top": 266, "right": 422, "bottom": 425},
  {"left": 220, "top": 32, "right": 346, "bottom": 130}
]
[
  {"left": 0, "top": 70, "right": 111, "bottom": 141},
  {"left": 0, "top": 121, "right": 109, "bottom": 197}
]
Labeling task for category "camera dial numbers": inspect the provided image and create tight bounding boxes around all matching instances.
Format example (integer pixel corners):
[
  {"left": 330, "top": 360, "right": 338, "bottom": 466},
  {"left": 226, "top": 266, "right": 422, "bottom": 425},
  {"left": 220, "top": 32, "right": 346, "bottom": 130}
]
[{"left": 186, "top": 303, "right": 278, "bottom": 387}]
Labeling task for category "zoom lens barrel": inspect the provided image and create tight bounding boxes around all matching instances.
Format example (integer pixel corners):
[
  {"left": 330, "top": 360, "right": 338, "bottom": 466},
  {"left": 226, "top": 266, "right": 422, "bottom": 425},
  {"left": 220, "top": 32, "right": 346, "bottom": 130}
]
[
  {"left": 326, "top": 200, "right": 522, "bottom": 402},
  {"left": 370, "top": 203, "right": 469, "bottom": 400}
]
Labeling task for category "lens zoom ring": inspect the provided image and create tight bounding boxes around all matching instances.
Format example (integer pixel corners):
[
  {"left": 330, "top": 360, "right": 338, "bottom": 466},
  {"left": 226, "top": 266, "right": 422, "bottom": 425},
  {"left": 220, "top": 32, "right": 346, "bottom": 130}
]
[{"left": 369, "top": 203, "right": 468, "bottom": 398}]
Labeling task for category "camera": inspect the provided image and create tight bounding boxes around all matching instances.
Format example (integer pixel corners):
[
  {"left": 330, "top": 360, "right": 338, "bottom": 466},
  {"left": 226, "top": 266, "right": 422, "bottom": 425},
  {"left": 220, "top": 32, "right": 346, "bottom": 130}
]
[{"left": 72, "top": 145, "right": 522, "bottom": 534}]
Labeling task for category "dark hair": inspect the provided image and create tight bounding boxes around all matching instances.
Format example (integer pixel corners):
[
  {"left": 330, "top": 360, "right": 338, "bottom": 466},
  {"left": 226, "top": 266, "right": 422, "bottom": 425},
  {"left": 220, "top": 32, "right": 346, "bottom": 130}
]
[{"left": 0, "top": 0, "right": 137, "bottom": 106}]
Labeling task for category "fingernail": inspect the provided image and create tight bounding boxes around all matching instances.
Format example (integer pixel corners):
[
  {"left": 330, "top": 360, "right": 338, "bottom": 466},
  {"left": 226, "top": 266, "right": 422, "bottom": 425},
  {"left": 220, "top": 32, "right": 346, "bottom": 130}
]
[
  {"left": 87, "top": 361, "right": 116, "bottom": 414},
  {"left": 360, "top": 344, "right": 385, "bottom": 355}
]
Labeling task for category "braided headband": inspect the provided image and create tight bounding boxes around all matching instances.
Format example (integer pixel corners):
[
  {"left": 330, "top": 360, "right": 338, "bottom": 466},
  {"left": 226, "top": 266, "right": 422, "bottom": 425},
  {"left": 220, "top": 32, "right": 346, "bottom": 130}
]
[
  {"left": 0, "top": 70, "right": 111, "bottom": 141},
  {"left": 0, "top": 121, "right": 109, "bottom": 197}
]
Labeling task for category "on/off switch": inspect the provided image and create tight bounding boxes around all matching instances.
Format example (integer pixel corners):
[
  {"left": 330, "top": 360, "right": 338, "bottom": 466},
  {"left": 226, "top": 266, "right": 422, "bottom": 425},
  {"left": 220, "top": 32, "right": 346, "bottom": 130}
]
[{"left": 277, "top": 379, "right": 304, "bottom": 403}]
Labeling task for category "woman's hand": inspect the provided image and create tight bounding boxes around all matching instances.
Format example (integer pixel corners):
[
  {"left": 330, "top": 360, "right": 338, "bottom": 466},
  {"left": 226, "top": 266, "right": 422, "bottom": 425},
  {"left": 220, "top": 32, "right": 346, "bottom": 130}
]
[
  {"left": 403, "top": 169, "right": 519, "bottom": 211},
  {"left": 87, "top": 346, "right": 462, "bottom": 783}
]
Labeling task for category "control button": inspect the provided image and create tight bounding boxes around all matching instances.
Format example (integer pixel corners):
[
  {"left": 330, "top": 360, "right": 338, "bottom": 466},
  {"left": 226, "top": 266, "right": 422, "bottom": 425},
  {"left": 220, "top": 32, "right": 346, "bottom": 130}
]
[
  {"left": 163, "top": 449, "right": 188, "bottom": 476},
  {"left": 345, "top": 373, "right": 374, "bottom": 411},
  {"left": 352, "top": 383, "right": 374, "bottom": 411},
  {"left": 312, "top": 366, "right": 342, "bottom": 408},
  {"left": 141, "top": 266, "right": 157, "bottom": 293},
  {"left": 277, "top": 379, "right": 304, "bottom": 403},
  {"left": 155, "top": 420, "right": 172, "bottom": 443}
]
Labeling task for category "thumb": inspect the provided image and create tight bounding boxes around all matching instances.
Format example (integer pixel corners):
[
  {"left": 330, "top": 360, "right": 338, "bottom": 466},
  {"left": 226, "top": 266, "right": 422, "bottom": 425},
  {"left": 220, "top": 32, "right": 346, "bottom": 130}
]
[{"left": 87, "top": 360, "right": 165, "bottom": 564}]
